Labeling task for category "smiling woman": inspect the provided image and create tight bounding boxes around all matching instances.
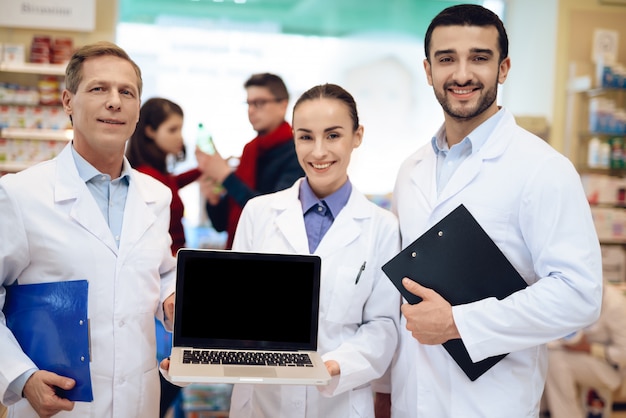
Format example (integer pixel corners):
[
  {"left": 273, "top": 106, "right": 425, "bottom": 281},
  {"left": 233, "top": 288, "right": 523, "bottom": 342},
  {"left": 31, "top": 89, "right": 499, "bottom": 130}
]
[{"left": 228, "top": 83, "right": 402, "bottom": 417}]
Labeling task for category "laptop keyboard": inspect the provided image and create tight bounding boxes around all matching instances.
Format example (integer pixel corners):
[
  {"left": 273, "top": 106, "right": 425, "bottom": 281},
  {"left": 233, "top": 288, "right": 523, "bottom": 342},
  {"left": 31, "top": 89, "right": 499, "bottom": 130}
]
[{"left": 182, "top": 350, "right": 314, "bottom": 367}]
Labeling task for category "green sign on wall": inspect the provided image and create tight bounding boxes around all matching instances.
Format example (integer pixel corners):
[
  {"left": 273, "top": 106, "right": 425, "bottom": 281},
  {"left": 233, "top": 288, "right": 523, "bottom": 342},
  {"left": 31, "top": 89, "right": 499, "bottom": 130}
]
[{"left": 119, "top": 0, "right": 482, "bottom": 38}]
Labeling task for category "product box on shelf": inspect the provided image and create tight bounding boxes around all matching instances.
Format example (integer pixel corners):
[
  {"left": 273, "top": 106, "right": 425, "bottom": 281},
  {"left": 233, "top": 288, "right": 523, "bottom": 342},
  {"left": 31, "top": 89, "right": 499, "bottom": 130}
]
[
  {"left": 591, "top": 206, "right": 626, "bottom": 243},
  {"left": 0, "top": 105, "right": 10, "bottom": 129},
  {"left": 581, "top": 173, "right": 626, "bottom": 206},
  {"left": 588, "top": 96, "right": 626, "bottom": 135},
  {"left": 0, "top": 105, "right": 69, "bottom": 130},
  {"left": 3, "top": 137, "right": 66, "bottom": 164},
  {"left": 601, "top": 244, "right": 626, "bottom": 284},
  {"left": 0, "top": 137, "right": 7, "bottom": 162},
  {"left": 29, "top": 35, "right": 73, "bottom": 65},
  {"left": 601, "top": 64, "right": 626, "bottom": 89},
  {"left": 1, "top": 44, "right": 25, "bottom": 65}
]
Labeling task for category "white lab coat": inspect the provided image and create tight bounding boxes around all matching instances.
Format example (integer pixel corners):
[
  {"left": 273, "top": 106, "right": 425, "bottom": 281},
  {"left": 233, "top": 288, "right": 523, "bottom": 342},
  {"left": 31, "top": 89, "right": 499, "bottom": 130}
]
[
  {"left": 0, "top": 144, "right": 177, "bottom": 418},
  {"left": 229, "top": 179, "right": 401, "bottom": 418},
  {"left": 388, "top": 108, "right": 602, "bottom": 417}
]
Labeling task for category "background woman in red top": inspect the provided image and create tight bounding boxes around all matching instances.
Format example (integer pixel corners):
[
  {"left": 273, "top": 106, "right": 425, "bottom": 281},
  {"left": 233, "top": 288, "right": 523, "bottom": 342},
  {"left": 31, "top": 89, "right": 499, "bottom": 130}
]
[
  {"left": 126, "top": 97, "right": 201, "bottom": 254},
  {"left": 126, "top": 97, "right": 201, "bottom": 417}
]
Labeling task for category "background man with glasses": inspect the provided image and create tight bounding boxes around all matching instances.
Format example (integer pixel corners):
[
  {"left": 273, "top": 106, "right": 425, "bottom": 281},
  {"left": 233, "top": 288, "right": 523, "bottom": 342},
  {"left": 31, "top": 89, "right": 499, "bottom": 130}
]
[{"left": 196, "top": 72, "right": 304, "bottom": 249}]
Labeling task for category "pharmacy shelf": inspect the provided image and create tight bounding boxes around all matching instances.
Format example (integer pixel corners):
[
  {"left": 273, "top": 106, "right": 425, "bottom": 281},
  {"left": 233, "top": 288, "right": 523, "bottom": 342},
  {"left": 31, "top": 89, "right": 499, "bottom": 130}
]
[
  {"left": 0, "top": 62, "right": 66, "bottom": 76},
  {"left": 0, "top": 128, "right": 73, "bottom": 141},
  {"left": 600, "top": 239, "right": 626, "bottom": 245},
  {"left": 0, "top": 102, "right": 63, "bottom": 108}
]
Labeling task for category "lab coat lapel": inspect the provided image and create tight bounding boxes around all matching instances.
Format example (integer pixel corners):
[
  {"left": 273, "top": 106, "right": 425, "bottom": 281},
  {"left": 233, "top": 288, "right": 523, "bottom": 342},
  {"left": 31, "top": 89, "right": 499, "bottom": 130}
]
[
  {"left": 315, "top": 191, "right": 364, "bottom": 257},
  {"left": 118, "top": 171, "right": 158, "bottom": 263},
  {"left": 54, "top": 146, "right": 118, "bottom": 254},
  {"left": 436, "top": 110, "right": 515, "bottom": 206},
  {"left": 437, "top": 152, "right": 482, "bottom": 204},
  {"left": 409, "top": 148, "right": 437, "bottom": 209},
  {"left": 274, "top": 181, "right": 310, "bottom": 253}
]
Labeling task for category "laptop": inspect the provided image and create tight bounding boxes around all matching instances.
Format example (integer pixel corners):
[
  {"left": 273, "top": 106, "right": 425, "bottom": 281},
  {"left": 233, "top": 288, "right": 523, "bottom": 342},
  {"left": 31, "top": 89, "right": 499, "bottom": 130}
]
[{"left": 168, "top": 248, "right": 331, "bottom": 385}]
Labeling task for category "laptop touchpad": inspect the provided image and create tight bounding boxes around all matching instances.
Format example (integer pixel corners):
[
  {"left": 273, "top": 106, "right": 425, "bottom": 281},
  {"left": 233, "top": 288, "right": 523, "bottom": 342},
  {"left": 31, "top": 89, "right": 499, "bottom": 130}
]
[{"left": 224, "top": 367, "right": 277, "bottom": 378}]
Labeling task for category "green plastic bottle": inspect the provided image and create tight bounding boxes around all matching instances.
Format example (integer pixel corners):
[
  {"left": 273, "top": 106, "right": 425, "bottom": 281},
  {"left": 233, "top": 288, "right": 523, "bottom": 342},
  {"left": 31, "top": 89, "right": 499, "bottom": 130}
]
[{"left": 196, "top": 122, "right": 215, "bottom": 155}]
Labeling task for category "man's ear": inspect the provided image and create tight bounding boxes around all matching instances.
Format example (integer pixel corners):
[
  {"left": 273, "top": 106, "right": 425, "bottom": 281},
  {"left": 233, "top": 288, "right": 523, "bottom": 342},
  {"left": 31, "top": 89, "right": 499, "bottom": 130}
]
[
  {"left": 498, "top": 57, "right": 511, "bottom": 85},
  {"left": 423, "top": 58, "right": 434, "bottom": 87},
  {"left": 61, "top": 90, "right": 72, "bottom": 115}
]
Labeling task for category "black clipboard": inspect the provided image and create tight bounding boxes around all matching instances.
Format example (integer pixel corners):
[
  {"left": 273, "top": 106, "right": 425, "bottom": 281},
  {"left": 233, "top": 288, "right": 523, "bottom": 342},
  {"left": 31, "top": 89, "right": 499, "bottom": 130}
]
[
  {"left": 4, "top": 280, "right": 93, "bottom": 401},
  {"left": 382, "top": 204, "right": 527, "bottom": 381}
]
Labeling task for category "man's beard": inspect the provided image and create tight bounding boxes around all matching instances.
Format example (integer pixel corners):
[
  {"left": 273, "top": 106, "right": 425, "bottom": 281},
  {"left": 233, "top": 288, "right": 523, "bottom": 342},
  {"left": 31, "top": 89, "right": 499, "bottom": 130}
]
[{"left": 434, "top": 76, "right": 498, "bottom": 121}]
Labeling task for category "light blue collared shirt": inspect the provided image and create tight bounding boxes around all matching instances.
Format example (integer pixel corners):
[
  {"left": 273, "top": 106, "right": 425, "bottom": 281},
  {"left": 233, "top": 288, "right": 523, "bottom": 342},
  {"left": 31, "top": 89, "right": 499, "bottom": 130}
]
[
  {"left": 72, "top": 144, "right": 130, "bottom": 247},
  {"left": 300, "top": 178, "right": 352, "bottom": 253},
  {"left": 432, "top": 108, "right": 505, "bottom": 196}
]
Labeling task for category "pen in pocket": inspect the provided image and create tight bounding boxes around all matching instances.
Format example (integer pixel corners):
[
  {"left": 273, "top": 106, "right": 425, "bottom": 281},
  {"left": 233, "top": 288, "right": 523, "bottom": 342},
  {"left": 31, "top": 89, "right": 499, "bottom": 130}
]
[{"left": 355, "top": 261, "right": 366, "bottom": 284}]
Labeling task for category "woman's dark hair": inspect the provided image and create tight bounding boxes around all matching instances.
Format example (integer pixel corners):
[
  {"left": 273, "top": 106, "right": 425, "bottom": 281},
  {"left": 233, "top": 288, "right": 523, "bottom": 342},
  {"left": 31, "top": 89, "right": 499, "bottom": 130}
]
[
  {"left": 424, "top": 4, "right": 509, "bottom": 64},
  {"left": 292, "top": 83, "right": 359, "bottom": 131},
  {"left": 126, "top": 97, "right": 183, "bottom": 173}
]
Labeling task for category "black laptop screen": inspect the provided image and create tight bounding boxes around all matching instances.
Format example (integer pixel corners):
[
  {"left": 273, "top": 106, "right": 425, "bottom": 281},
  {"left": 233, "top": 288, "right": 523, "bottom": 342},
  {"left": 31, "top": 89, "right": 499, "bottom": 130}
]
[{"left": 173, "top": 250, "right": 321, "bottom": 351}]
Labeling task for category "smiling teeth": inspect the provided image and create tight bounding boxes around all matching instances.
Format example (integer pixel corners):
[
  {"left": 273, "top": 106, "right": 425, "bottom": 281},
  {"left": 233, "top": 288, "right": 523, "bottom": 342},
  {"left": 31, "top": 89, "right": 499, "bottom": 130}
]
[
  {"left": 452, "top": 89, "right": 473, "bottom": 94},
  {"left": 312, "top": 162, "right": 331, "bottom": 169}
]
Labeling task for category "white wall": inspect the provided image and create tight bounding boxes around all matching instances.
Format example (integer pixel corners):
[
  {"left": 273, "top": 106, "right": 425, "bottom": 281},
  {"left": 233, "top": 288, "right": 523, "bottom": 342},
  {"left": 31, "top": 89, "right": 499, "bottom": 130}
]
[{"left": 500, "top": 0, "right": 558, "bottom": 122}]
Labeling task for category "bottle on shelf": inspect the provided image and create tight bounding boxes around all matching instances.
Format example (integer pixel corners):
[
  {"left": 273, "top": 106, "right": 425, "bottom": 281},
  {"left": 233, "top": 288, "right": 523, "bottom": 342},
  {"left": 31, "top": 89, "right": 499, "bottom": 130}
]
[
  {"left": 588, "top": 136, "right": 601, "bottom": 168},
  {"left": 609, "top": 136, "right": 624, "bottom": 170},
  {"left": 599, "top": 142, "right": 611, "bottom": 168}
]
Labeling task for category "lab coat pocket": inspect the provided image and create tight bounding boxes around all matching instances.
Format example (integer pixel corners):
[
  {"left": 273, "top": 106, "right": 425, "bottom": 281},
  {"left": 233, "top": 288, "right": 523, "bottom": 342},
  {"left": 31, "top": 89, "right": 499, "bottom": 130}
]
[
  {"left": 137, "top": 367, "right": 160, "bottom": 417},
  {"left": 463, "top": 203, "right": 510, "bottom": 246},
  {"left": 8, "top": 399, "right": 92, "bottom": 417},
  {"left": 121, "top": 249, "right": 163, "bottom": 314},
  {"left": 349, "top": 384, "right": 375, "bottom": 417},
  {"left": 326, "top": 266, "right": 369, "bottom": 324}
]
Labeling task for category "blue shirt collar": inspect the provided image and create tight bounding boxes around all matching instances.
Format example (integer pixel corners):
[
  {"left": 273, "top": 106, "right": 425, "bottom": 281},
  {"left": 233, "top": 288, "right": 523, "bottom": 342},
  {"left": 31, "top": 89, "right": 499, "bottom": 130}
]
[
  {"left": 71, "top": 143, "right": 132, "bottom": 183},
  {"left": 300, "top": 177, "right": 352, "bottom": 218},
  {"left": 431, "top": 107, "right": 505, "bottom": 155}
]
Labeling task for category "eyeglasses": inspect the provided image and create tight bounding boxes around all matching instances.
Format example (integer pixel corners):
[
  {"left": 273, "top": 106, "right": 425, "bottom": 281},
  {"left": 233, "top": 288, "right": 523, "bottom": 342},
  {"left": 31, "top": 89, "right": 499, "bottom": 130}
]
[{"left": 245, "top": 98, "right": 285, "bottom": 109}]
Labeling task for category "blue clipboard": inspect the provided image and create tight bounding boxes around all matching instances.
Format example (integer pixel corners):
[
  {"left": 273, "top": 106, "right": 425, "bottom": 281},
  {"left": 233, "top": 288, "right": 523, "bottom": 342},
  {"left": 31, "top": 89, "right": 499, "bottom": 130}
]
[{"left": 4, "top": 280, "right": 93, "bottom": 402}]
